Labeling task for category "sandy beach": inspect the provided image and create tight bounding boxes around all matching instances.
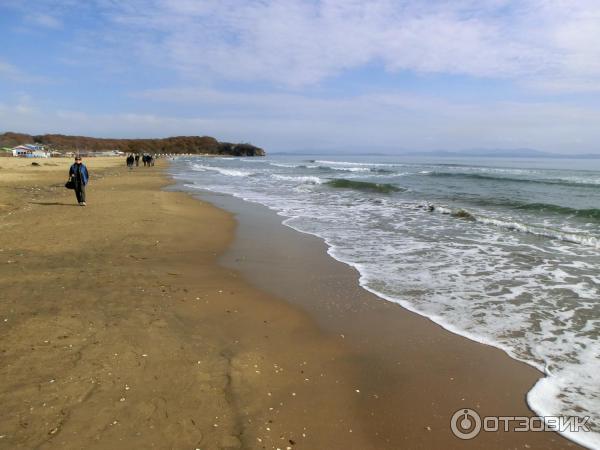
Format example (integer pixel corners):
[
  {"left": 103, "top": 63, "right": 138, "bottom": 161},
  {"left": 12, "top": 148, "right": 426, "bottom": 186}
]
[{"left": 0, "top": 157, "right": 579, "bottom": 449}]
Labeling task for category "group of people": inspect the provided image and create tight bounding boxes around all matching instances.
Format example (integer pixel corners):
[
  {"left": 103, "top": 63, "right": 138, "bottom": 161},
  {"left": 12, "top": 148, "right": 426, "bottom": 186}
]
[{"left": 126, "top": 153, "right": 155, "bottom": 168}]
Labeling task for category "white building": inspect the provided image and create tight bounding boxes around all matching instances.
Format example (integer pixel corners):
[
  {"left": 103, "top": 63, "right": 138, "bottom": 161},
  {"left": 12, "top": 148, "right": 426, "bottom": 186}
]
[{"left": 11, "top": 144, "right": 49, "bottom": 158}]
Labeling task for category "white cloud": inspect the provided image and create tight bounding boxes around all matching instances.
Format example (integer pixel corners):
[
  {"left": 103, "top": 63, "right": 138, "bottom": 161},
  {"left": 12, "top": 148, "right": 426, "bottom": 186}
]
[
  {"left": 78, "top": 0, "right": 600, "bottom": 90},
  {"left": 5, "top": 0, "right": 600, "bottom": 90},
  {"left": 26, "top": 13, "right": 63, "bottom": 29},
  {"left": 0, "top": 58, "right": 49, "bottom": 83},
  {"left": 0, "top": 60, "right": 46, "bottom": 83},
  {"left": 0, "top": 60, "right": 21, "bottom": 80}
]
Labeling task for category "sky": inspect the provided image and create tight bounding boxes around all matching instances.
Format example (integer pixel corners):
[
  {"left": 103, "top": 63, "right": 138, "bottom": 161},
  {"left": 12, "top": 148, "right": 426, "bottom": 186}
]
[{"left": 1, "top": 0, "right": 600, "bottom": 154}]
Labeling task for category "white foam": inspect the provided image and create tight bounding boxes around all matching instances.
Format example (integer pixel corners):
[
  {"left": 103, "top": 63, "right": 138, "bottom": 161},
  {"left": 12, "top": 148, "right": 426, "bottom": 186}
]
[
  {"left": 315, "top": 159, "right": 397, "bottom": 167},
  {"left": 478, "top": 217, "right": 600, "bottom": 248},
  {"left": 528, "top": 346, "right": 600, "bottom": 449},
  {"left": 562, "top": 176, "right": 600, "bottom": 185},
  {"left": 327, "top": 166, "right": 370, "bottom": 172},
  {"left": 192, "top": 163, "right": 252, "bottom": 177},
  {"left": 272, "top": 174, "right": 324, "bottom": 184},
  {"left": 429, "top": 203, "right": 600, "bottom": 249},
  {"left": 172, "top": 158, "right": 600, "bottom": 449},
  {"left": 269, "top": 162, "right": 301, "bottom": 168}
]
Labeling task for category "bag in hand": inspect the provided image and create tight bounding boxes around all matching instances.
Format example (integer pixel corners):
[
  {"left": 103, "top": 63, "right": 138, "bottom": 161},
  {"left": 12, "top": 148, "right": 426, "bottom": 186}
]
[{"left": 65, "top": 179, "right": 75, "bottom": 190}]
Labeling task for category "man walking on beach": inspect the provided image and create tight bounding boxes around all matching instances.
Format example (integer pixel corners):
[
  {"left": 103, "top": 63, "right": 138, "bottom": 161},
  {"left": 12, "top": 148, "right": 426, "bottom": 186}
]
[{"left": 68, "top": 156, "right": 89, "bottom": 206}]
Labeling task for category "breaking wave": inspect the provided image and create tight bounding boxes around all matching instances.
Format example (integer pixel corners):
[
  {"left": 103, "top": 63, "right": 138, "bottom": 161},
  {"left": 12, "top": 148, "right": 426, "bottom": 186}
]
[
  {"left": 426, "top": 171, "right": 600, "bottom": 188},
  {"left": 326, "top": 178, "right": 404, "bottom": 193},
  {"left": 426, "top": 204, "right": 600, "bottom": 248}
]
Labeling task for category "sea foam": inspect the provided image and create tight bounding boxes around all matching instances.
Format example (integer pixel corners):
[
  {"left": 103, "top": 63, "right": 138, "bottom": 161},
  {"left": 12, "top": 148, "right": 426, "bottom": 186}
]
[{"left": 173, "top": 156, "right": 600, "bottom": 449}]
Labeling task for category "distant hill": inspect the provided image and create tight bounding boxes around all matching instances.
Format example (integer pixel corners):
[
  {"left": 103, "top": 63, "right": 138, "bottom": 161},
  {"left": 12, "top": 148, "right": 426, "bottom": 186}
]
[
  {"left": 401, "top": 148, "right": 600, "bottom": 159},
  {"left": 0, "top": 132, "right": 266, "bottom": 156},
  {"left": 273, "top": 148, "right": 600, "bottom": 159}
]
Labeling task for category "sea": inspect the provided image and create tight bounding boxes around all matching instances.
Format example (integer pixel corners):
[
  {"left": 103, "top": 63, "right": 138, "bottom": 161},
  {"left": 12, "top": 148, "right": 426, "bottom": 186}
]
[{"left": 170, "top": 154, "right": 599, "bottom": 449}]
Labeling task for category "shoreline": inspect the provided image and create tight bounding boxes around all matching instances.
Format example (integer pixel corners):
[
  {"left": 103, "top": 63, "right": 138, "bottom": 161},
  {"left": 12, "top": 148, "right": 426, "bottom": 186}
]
[
  {"left": 0, "top": 158, "right": 390, "bottom": 449},
  {"left": 173, "top": 177, "right": 582, "bottom": 449},
  {"left": 0, "top": 157, "right": 581, "bottom": 449}
]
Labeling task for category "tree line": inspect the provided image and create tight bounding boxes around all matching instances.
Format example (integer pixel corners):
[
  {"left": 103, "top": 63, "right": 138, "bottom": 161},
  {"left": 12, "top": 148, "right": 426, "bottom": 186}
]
[{"left": 0, "top": 132, "right": 266, "bottom": 156}]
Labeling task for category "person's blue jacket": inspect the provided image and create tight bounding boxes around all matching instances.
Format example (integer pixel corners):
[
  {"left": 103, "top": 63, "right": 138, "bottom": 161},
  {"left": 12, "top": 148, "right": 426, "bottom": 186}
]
[{"left": 69, "top": 163, "right": 89, "bottom": 185}]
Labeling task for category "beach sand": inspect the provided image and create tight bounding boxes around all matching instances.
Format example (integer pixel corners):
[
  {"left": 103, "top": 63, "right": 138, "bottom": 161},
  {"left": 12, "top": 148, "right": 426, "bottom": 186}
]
[{"left": 0, "top": 157, "right": 579, "bottom": 449}]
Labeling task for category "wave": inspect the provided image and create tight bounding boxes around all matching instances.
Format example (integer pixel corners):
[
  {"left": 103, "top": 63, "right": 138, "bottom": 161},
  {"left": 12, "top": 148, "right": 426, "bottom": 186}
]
[
  {"left": 306, "top": 165, "right": 397, "bottom": 174},
  {"left": 314, "top": 159, "right": 397, "bottom": 168},
  {"left": 191, "top": 164, "right": 253, "bottom": 177},
  {"left": 238, "top": 158, "right": 265, "bottom": 163},
  {"left": 272, "top": 174, "right": 324, "bottom": 184},
  {"left": 269, "top": 162, "right": 302, "bottom": 168},
  {"left": 326, "top": 178, "right": 404, "bottom": 194},
  {"left": 426, "top": 171, "right": 600, "bottom": 188},
  {"left": 468, "top": 198, "right": 600, "bottom": 221},
  {"left": 515, "top": 203, "right": 600, "bottom": 220},
  {"left": 426, "top": 204, "right": 600, "bottom": 248},
  {"left": 320, "top": 165, "right": 370, "bottom": 172},
  {"left": 324, "top": 166, "right": 397, "bottom": 174},
  {"left": 272, "top": 162, "right": 396, "bottom": 174}
]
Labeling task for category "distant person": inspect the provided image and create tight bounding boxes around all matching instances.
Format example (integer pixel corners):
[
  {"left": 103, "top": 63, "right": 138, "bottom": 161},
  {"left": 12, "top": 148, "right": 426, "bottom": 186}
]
[
  {"left": 150, "top": 155, "right": 155, "bottom": 166},
  {"left": 135, "top": 154, "right": 140, "bottom": 166},
  {"left": 126, "top": 154, "right": 134, "bottom": 168},
  {"left": 68, "top": 156, "right": 89, "bottom": 206}
]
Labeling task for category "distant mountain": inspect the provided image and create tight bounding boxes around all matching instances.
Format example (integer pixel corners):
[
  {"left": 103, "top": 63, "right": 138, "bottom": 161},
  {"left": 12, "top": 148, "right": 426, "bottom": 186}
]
[
  {"left": 400, "top": 148, "right": 600, "bottom": 159},
  {"left": 276, "top": 148, "right": 600, "bottom": 158},
  {"left": 0, "top": 132, "right": 266, "bottom": 156}
]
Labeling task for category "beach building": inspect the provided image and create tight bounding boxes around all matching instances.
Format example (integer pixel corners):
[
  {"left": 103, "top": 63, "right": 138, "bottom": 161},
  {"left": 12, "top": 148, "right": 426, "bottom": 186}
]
[
  {"left": 11, "top": 145, "right": 30, "bottom": 157},
  {"left": 11, "top": 144, "right": 49, "bottom": 158}
]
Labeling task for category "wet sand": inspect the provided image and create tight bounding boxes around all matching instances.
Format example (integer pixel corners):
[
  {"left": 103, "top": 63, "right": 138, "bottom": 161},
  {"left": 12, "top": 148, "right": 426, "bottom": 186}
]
[
  {"left": 196, "top": 191, "right": 585, "bottom": 450},
  {"left": 0, "top": 157, "right": 579, "bottom": 449}
]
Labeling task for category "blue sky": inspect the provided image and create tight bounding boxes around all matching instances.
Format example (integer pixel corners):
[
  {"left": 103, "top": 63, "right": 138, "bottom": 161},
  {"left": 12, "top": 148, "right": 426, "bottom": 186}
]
[{"left": 1, "top": 0, "right": 600, "bottom": 153}]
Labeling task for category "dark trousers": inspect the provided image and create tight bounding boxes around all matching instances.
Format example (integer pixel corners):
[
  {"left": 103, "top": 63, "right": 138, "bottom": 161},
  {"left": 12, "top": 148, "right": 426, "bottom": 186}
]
[{"left": 75, "top": 184, "right": 86, "bottom": 203}]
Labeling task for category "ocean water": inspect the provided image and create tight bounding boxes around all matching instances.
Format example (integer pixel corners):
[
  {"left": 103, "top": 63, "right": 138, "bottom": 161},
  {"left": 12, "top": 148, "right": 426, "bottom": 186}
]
[{"left": 170, "top": 154, "right": 600, "bottom": 449}]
